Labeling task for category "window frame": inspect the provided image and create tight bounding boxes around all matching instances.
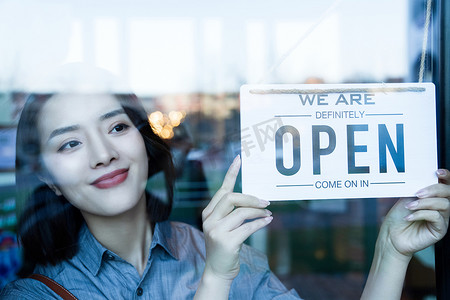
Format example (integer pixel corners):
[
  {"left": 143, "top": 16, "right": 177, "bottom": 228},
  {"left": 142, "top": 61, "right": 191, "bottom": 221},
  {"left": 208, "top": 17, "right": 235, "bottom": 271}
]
[{"left": 434, "top": 0, "right": 450, "bottom": 299}]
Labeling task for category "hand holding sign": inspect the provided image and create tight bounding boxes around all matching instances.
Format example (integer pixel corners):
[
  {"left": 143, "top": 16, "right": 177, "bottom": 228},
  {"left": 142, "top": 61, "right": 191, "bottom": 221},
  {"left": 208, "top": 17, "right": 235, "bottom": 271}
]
[
  {"left": 197, "top": 155, "right": 272, "bottom": 298},
  {"left": 386, "top": 169, "right": 450, "bottom": 257},
  {"left": 361, "top": 169, "right": 450, "bottom": 300}
]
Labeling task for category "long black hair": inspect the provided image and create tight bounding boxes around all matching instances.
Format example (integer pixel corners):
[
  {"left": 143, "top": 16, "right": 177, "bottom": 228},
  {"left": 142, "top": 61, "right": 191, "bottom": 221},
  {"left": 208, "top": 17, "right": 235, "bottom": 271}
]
[{"left": 15, "top": 93, "right": 175, "bottom": 277}]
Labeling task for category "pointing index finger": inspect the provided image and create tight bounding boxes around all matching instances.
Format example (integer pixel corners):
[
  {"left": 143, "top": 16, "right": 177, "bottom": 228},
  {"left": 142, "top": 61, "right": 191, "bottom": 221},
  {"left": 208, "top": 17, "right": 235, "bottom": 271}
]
[
  {"left": 221, "top": 155, "right": 241, "bottom": 192},
  {"left": 202, "top": 155, "right": 242, "bottom": 221}
]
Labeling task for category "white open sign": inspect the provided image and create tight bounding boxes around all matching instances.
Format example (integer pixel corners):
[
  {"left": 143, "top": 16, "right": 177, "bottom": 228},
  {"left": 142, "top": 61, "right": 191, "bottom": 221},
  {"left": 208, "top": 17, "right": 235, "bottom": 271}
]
[{"left": 240, "top": 83, "right": 438, "bottom": 200}]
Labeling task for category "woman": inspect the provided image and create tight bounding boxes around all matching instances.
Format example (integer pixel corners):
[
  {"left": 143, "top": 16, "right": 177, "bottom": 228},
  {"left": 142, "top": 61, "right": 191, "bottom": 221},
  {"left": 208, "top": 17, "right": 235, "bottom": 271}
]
[
  {"left": 1, "top": 90, "right": 449, "bottom": 299},
  {"left": 1, "top": 92, "right": 296, "bottom": 299}
]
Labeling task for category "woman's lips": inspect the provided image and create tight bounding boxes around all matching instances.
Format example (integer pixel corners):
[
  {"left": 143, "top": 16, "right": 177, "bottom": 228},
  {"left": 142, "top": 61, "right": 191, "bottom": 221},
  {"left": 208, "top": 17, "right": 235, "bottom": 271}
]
[{"left": 91, "top": 169, "right": 129, "bottom": 189}]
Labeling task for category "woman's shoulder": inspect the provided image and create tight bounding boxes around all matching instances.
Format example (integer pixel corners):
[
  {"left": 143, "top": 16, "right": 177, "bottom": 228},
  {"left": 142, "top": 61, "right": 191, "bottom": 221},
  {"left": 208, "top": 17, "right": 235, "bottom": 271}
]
[
  {"left": 0, "top": 277, "right": 60, "bottom": 299},
  {"left": 239, "top": 243, "right": 271, "bottom": 272},
  {"left": 163, "top": 221, "right": 268, "bottom": 268},
  {"left": 159, "top": 221, "right": 301, "bottom": 299},
  {"left": 161, "top": 221, "right": 206, "bottom": 251},
  {"left": 168, "top": 220, "right": 204, "bottom": 234}
]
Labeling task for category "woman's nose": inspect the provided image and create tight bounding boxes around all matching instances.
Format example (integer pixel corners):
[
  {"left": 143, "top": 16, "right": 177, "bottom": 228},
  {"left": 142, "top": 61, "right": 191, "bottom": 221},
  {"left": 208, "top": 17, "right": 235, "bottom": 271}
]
[{"left": 88, "top": 134, "right": 119, "bottom": 168}]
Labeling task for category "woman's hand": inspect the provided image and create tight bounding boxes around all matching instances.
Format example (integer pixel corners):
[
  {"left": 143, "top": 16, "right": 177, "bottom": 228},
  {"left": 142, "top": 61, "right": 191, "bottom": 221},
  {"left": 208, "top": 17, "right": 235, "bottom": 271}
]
[
  {"left": 383, "top": 169, "right": 450, "bottom": 259},
  {"left": 362, "top": 169, "right": 450, "bottom": 300},
  {"left": 201, "top": 155, "right": 272, "bottom": 281}
]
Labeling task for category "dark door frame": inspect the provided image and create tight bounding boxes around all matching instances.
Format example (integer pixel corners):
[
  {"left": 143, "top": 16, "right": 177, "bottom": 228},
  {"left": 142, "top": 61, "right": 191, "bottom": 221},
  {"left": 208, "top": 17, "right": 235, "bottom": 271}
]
[{"left": 434, "top": 0, "right": 450, "bottom": 299}]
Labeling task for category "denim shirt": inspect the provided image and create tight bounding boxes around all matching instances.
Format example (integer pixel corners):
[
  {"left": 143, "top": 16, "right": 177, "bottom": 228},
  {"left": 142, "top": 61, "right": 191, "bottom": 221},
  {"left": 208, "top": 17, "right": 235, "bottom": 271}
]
[{"left": 0, "top": 221, "right": 301, "bottom": 299}]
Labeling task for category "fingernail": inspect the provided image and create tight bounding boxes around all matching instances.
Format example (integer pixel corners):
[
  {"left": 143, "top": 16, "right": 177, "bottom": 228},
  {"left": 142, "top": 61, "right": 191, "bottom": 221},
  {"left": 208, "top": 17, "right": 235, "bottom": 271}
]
[
  {"left": 265, "top": 216, "right": 273, "bottom": 222},
  {"left": 437, "top": 169, "right": 446, "bottom": 176},
  {"left": 405, "top": 200, "right": 418, "bottom": 209},
  {"left": 234, "top": 155, "right": 241, "bottom": 164},
  {"left": 404, "top": 214, "right": 414, "bottom": 221},
  {"left": 265, "top": 209, "right": 272, "bottom": 216},
  {"left": 416, "top": 189, "right": 428, "bottom": 198},
  {"left": 259, "top": 199, "right": 270, "bottom": 207}
]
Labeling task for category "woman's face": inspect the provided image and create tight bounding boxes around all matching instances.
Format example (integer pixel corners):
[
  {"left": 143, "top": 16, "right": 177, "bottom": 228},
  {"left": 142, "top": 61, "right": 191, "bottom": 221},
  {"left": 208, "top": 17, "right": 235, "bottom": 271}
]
[{"left": 37, "top": 94, "right": 149, "bottom": 217}]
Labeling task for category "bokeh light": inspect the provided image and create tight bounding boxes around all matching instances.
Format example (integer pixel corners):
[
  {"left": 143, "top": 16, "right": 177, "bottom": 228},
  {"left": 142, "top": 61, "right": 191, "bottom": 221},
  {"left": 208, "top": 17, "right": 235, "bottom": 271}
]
[{"left": 148, "top": 110, "right": 185, "bottom": 139}]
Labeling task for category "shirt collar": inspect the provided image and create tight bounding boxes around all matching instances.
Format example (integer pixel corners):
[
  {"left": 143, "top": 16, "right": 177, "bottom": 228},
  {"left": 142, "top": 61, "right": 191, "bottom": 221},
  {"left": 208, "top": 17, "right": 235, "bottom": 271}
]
[
  {"left": 151, "top": 221, "right": 180, "bottom": 261},
  {"left": 76, "top": 221, "right": 180, "bottom": 276},
  {"left": 76, "top": 224, "right": 108, "bottom": 276}
]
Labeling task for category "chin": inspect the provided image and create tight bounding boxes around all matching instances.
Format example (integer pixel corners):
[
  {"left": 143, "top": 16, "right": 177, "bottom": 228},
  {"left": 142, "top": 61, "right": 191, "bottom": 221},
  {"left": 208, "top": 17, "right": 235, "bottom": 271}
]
[{"left": 104, "top": 196, "right": 145, "bottom": 217}]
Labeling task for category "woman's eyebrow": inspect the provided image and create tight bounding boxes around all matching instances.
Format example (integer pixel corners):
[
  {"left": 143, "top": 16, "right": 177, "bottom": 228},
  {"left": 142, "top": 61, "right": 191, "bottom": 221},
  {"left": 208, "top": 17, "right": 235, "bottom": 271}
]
[
  {"left": 99, "top": 108, "right": 126, "bottom": 121},
  {"left": 48, "top": 125, "right": 80, "bottom": 141},
  {"left": 47, "top": 109, "right": 126, "bottom": 142}
]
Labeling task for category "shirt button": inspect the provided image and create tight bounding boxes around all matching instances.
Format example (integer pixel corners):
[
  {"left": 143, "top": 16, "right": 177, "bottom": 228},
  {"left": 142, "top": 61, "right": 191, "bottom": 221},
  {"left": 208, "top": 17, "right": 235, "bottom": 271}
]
[
  {"left": 136, "top": 287, "right": 143, "bottom": 296},
  {"left": 105, "top": 254, "right": 115, "bottom": 260}
]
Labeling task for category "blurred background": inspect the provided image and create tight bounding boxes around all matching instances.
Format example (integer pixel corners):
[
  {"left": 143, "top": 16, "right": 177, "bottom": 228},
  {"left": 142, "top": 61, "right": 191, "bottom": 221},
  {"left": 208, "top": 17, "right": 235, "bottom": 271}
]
[{"left": 0, "top": 0, "right": 448, "bottom": 299}]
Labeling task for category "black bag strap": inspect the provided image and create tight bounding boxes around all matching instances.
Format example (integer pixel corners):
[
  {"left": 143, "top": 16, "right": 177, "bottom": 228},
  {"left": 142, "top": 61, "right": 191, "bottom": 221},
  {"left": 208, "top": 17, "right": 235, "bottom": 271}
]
[{"left": 29, "top": 274, "right": 78, "bottom": 300}]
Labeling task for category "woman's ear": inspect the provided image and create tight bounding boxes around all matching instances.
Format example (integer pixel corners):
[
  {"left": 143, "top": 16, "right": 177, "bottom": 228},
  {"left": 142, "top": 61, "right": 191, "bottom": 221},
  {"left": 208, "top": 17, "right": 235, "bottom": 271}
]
[
  {"left": 37, "top": 174, "right": 62, "bottom": 196},
  {"left": 48, "top": 184, "right": 62, "bottom": 196}
]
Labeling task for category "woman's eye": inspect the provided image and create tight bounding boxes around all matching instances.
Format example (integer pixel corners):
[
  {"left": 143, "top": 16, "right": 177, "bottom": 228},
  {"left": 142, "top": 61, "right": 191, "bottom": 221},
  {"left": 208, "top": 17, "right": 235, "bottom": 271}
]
[
  {"left": 58, "top": 140, "right": 81, "bottom": 152},
  {"left": 111, "top": 123, "right": 129, "bottom": 133}
]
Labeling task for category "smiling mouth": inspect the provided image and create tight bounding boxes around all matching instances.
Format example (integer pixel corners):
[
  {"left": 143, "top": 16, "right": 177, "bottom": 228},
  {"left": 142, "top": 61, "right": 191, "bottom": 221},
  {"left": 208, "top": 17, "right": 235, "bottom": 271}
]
[{"left": 91, "top": 169, "right": 129, "bottom": 189}]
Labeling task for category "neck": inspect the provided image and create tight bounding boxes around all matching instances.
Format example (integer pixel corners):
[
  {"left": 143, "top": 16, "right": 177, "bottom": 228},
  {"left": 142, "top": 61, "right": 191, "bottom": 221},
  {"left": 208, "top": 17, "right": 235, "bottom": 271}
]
[{"left": 82, "top": 195, "right": 152, "bottom": 276}]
